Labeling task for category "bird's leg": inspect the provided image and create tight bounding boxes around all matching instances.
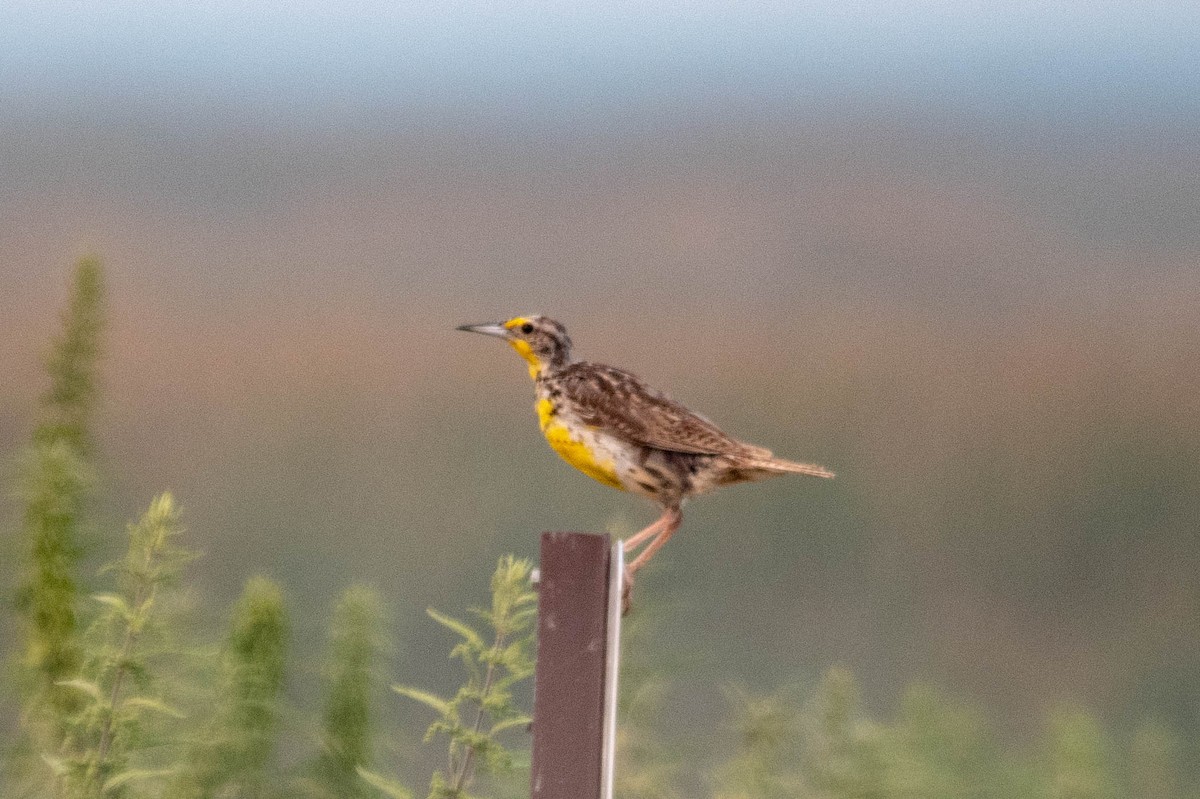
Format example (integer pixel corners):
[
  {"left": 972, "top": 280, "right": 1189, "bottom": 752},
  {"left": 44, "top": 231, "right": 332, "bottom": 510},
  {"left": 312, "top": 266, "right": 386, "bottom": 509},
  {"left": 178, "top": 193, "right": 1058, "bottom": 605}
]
[
  {"left": 622, "top": 510, "right": 672, "bottom": 554},
  {"left": 619, "top": 511, "right": 667, "bottom": 616},
  {"left": 626, "top": 506, "right": 682, "bottom": 576},
  {"left": 620, "top": 506, "right": 683, "bottom": 615}
]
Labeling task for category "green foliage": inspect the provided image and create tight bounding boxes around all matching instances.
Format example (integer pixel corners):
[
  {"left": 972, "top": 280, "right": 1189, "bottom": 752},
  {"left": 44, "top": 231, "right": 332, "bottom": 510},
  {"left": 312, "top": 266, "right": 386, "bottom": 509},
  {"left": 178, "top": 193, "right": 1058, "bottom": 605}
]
[
  {"left": 14, "top": 257, "right": 105, "bottom": 746},
  {"left": 309, "top": 584, "right": 388, "bottom": 799},
  {"left": 711, "top": 669, "right": 887, "bottom": 799},
  {"left": 34, "top": 256, "right": 106, "bottom": 456},
  {"left": 1129, "top": 721, "right": 1181, "bottom": 799},
  {"left": 355, "top": 766, "right": 414, "bottom": 799},
  {"left": 174, "top": 577, "right": 290, "bottom": 799},
  {"left": 614, "top": 609, "right": 683, "bottom": 799},
  {"left": 701, "top": 674, "right": 1200, "bottom": 799},
  {"left": 14, "top": 440, "right": 95, "bottom": 734},
  {"left": 881, "top": 684, "right": 1011, "bottom": 799},
  {"left": 388, "top": 556, "right": 536, "bottom": 799},
  {"left": 49, "top": 493, "right": 191, "bottom": 798},
  {"left": 222, "top": 577, "right": 290, "bottom": 769},
  {"left": 1045, "top": 706, "right": 1119, "bottom": 799},
  {"left": 711, "top": 682, "right": 808, "bottom": 799},
  {"left": 801, "top": 667, "right": 888, "bottom": 799}
]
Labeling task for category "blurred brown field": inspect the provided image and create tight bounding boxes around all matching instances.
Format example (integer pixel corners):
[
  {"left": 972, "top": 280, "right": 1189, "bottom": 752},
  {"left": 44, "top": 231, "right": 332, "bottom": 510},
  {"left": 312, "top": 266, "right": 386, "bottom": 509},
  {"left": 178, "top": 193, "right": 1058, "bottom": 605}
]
[{"left": 3, "top": 94, "right": 1199, "bottom": 774}]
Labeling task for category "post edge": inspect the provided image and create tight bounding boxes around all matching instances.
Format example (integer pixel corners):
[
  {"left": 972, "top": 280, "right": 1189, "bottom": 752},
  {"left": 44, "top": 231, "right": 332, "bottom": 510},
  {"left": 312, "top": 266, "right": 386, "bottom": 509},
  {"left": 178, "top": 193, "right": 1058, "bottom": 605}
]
[{"left": 600, "top": 540, "right": 623, "bottom": 799}]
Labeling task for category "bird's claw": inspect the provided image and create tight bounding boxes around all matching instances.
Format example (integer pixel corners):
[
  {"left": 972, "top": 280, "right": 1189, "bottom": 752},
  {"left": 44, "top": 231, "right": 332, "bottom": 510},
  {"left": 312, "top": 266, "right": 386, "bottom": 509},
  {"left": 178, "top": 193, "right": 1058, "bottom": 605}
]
[{"left": 621, "top": 565, "right": 635, "bottom": 616}]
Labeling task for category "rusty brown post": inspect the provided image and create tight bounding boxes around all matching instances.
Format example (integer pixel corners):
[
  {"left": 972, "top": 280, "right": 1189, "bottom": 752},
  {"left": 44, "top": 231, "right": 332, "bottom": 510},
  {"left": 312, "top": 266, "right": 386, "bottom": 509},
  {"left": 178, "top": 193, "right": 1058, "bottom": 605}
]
[{"left": 530, "top": 531, "right": 621, "bottom": 799}]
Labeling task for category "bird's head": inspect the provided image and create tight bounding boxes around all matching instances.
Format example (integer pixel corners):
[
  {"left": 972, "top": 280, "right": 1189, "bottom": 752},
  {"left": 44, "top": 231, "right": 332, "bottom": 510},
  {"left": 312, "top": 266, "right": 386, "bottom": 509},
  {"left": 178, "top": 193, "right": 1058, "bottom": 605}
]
[{"left": 456, "top": 315, "right": 573, "bottom": 378}]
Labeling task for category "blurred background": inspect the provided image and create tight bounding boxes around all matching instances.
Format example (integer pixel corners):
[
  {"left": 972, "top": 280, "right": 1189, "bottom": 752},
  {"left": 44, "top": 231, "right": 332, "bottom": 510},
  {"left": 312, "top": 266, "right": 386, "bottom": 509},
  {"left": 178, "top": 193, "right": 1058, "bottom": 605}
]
[{"left": 2, "top": 0, "right": 1198, "bottom": 785}]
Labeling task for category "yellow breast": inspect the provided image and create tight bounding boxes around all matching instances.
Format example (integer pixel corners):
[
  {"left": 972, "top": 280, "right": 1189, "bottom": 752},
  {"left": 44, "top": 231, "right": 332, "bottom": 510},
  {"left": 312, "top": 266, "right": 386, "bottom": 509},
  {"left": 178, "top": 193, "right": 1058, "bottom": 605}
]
[{"left": 536, "top": 399, "right": 624, "bottom": 490}]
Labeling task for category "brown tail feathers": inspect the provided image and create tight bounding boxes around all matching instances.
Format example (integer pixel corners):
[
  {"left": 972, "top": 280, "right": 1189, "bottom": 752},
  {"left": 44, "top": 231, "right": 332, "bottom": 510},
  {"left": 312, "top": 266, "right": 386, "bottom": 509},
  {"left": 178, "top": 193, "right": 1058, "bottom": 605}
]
[{"left": 754, "top": 457, "right": 835, "bottom": 479}]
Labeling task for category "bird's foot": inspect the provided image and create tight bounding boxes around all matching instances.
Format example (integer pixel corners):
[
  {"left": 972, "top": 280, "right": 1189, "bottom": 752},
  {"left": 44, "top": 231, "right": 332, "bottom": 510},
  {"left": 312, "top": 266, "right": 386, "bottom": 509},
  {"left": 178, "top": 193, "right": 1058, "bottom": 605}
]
[{"left": 621, "top": 565, "right": 635, "bottom": 617}]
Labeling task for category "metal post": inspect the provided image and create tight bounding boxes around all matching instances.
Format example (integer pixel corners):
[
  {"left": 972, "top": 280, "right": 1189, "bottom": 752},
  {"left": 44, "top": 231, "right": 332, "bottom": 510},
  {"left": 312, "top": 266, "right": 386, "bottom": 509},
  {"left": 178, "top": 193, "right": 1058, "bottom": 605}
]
[{"left": 530, "top": 532, "right": 623, "bottom": 799}]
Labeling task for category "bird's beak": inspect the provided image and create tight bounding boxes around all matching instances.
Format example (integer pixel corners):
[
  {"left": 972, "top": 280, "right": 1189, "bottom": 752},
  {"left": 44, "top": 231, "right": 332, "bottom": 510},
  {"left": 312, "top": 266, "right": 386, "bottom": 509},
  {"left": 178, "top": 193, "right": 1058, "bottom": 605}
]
[{"left": 455, "top": 322, "right": 510, "bottom": 339}]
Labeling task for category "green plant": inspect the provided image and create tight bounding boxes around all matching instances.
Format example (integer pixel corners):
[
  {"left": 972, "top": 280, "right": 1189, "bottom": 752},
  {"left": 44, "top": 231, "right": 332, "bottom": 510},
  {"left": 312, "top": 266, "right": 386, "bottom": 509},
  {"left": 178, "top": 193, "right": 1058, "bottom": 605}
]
[
  {"left": 614, "top": 607, "right": 683, "bottom": 799},
  {"left": 799, "top": 667, "right": 885, "bottom": 799},
  {"left": 14, "top": 257, "right": 105, "bottom": 742},
  {"left": 711, "top": 682, "right": 807, "bottom": 799},
  {"left": 1045, "top": 706, "right": 1118, "bottom": 799},
  {"left": 174, "top": 577, "right": 290, "bottom": 799},
  {"left": 1129, "top": 721, "right": 1181, "bottom": 799},
  {"left": 881, "top": 684, "right": 1009, "bottom": 799},
  {"left": 308, "top": 584, "right": 388, "bottom": 799},
  {"left": 34, "top": 256, "right": 106, "bottom": 457},
  {"left": 386, "top": 555, "right": 536, "bottom": 799},
  {"left": 45, "top": 493, "right": 191, "bottom": 798}
]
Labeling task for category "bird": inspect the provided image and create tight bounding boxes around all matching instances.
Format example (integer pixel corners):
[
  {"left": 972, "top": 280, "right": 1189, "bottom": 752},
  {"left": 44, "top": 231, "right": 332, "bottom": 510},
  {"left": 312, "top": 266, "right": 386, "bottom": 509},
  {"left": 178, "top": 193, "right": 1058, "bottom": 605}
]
[{"left": 456, "top": 315, "right": 834, "bottom": 609}]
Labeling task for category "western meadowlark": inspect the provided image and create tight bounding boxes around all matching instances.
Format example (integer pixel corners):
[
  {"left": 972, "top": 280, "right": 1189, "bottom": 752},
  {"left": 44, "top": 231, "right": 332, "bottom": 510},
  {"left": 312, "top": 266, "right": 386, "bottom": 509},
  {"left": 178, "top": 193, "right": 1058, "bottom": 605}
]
[{"left": 457, "top": 315, "right": 834, "bottom": 607}]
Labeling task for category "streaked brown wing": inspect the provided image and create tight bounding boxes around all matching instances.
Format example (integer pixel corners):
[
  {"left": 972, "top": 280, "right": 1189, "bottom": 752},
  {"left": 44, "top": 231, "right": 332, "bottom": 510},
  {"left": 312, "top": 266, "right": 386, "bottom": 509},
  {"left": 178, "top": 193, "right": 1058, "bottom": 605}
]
[{"left": 558, "top": 363, "right": 769, "bottom": 457}]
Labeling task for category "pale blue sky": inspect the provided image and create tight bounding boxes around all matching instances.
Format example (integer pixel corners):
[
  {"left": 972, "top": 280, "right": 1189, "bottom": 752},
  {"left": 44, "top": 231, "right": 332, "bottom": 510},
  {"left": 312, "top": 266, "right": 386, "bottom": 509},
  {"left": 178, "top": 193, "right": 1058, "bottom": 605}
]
[{"left": 3, "top": 1, "right": 1197, "bottom": 123}]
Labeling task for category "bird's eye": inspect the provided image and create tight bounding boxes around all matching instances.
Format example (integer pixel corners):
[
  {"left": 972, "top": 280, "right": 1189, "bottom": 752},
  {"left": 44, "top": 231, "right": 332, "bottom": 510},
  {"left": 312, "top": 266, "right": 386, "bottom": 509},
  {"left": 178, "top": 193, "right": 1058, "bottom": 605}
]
[{"left": 521, "top": 323, "right": 534, "bottom": 334}]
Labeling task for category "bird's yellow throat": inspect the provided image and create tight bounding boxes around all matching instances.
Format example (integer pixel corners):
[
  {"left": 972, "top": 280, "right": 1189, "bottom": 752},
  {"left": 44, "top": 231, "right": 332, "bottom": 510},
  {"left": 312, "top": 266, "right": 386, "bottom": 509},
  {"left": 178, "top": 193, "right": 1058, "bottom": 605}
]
[{"left": 507, "top": 338, "right": 545, "bottom": 379}]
